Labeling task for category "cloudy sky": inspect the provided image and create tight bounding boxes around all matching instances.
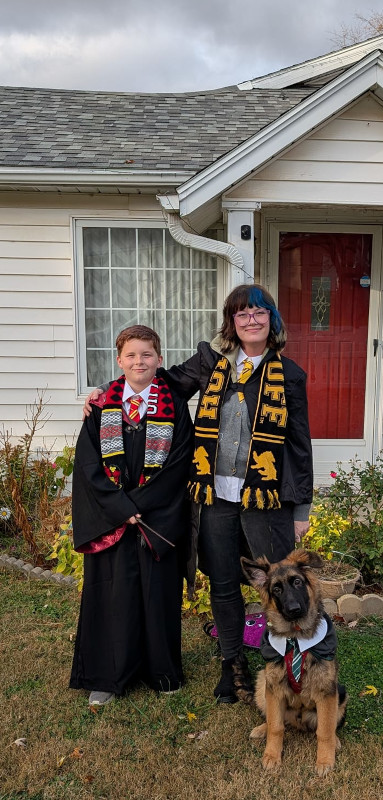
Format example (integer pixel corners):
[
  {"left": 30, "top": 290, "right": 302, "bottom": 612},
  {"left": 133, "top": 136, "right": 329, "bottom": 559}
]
[{"left": 0, "top": 1, "right": 381, "bottom": 93}]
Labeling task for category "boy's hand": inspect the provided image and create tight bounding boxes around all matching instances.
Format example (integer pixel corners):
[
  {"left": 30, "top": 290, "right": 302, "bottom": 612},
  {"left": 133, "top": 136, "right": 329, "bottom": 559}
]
[
  {"left": 82, "top": 389, "right": 103, "bottom": 419},
  {"left": 127, "top": 514, "right": 141, "bottom": 525}
]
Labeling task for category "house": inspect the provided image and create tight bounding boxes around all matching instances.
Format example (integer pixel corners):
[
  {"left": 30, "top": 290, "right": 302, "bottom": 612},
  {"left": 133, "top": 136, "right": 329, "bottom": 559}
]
[{"left": 2, "top": 35, "right": 383, "bottom": 483}]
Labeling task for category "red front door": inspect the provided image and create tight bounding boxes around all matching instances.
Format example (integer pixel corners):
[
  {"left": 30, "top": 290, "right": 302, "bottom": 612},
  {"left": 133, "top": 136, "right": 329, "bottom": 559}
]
[{"left": 278, "top": 232, "right": 372, "bottom": 439}]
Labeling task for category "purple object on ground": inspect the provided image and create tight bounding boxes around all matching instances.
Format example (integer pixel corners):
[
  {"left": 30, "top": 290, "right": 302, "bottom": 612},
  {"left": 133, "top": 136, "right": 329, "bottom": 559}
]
[{"left": 204, "top": 613, "right": 267, "bottom": 649}]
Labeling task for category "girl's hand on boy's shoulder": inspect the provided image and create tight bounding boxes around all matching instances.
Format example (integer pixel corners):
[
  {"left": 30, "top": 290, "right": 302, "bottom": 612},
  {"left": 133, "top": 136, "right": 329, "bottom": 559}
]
[{"left": 82, "top": 389, "right": 103, "bottom": 419}]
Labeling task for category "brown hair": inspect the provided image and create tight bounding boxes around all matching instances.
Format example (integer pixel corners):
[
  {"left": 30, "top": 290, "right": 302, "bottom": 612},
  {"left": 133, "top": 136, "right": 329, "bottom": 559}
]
[
  {"left": 218, "top": 283, "right": 287, "bottom": 353},
  {"left": 115, "top": 325, "right": 161, "bottom": 356}
]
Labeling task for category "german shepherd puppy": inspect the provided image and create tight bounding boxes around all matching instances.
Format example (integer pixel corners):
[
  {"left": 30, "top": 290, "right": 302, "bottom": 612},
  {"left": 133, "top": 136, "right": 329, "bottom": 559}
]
[{"left": 241, "top": 549, "right": 348, "bottom": 776}]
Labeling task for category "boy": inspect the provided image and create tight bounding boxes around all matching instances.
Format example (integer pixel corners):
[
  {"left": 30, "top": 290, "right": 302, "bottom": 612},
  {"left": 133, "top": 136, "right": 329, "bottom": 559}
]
[{"left": 70, "top": 325, "right": 194, "bottom": 705}]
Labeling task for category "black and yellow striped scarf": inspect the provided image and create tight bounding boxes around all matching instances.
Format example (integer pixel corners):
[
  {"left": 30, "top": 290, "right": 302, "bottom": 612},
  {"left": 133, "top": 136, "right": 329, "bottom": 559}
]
[{"left": 188, "top": 354, "right": 287, "bottom": 510}]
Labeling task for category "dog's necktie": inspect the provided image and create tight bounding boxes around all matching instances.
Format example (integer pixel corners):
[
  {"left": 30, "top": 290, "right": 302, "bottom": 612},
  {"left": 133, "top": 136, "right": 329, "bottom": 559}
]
[
  {"left": 237, "top": 358, "right": 253, "bottom": 402},
  {"left": 128, "top": 394, "right": 143, "bottom": 423},
  {"left": 287, "top": 638, "right": 302, "bottom": 682}
]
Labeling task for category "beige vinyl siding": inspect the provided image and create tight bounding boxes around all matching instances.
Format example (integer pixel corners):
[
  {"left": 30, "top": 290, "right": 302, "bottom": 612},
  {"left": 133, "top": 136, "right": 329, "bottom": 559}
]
[
  {"left": 227, "top": 94, "right": 383, "bottom": 205},
  {"left": 0, "top": 191, "right": 164, "bottom": 449}
]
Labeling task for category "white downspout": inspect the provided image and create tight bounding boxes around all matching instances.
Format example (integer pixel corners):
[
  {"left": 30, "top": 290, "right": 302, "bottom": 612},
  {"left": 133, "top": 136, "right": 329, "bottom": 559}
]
[{"left": 160, "top": 209, "right": 253, "bottom": 287}]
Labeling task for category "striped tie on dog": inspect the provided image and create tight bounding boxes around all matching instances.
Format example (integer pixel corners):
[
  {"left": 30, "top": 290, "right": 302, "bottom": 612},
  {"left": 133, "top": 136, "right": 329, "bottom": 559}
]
[{"left": 287, "top": 638, "right": 302, "bottom": 682}]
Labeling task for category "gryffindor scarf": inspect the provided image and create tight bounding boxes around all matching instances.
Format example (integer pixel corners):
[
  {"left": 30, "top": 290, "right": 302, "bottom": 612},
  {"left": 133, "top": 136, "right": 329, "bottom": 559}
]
[
  {"left": 188, "top": 354, "right": 287, "bottom": 510},
  {"left": 100, "top": 374, "right": 175, "bottom": 487}
]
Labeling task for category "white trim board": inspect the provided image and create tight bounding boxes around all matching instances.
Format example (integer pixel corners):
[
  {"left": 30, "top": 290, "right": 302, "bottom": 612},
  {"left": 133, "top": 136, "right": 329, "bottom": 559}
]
[
  {"left": 178, "top": 51, "right": 383, "bottom": 216},
  {"left": 238, "top": 35, "right": 383, "bottom": 90}
]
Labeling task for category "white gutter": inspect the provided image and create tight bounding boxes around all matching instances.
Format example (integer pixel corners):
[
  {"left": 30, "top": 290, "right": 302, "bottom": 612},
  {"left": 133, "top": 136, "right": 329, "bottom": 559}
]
[
  {"left": 160, "top": 208, "right": 254, "bottom": 285},
  {"left": 0, "top": 167, "right": 194, "bottom": 187}
]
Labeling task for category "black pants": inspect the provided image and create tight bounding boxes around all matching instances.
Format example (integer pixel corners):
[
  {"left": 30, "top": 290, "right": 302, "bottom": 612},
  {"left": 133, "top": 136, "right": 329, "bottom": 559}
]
[
  {"left": 70, "top": 530, "right": 184, "bottom": 694},
  {"left": 198, "top": 499, "right": 295, "bottom": 660}
]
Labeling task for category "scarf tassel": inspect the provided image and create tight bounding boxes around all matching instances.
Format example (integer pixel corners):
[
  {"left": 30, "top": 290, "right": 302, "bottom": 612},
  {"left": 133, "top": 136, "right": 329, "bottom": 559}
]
[
  {"left": 241, "top": 487, "right": 280, "bottom": 511},
  {"left": 188, "top": 481, "right": 215, "bottom": 505}
]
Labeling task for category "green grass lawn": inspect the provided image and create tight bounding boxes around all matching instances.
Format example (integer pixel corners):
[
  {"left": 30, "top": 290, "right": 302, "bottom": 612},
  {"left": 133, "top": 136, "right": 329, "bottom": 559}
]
[{"left": 0, "top": 567, "right": 382, "bottom": 800}]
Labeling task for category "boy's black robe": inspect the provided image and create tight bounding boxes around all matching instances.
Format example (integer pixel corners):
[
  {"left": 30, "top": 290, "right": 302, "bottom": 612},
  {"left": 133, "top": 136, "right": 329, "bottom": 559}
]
[{"left": 70, "top": 378, "right": 194, "bottom": 694}]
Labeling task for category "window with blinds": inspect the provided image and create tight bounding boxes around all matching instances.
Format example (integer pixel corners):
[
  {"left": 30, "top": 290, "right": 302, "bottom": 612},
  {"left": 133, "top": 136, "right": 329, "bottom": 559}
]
[{"left": 75, "top": 221, "right": 219, "bottom": 392}]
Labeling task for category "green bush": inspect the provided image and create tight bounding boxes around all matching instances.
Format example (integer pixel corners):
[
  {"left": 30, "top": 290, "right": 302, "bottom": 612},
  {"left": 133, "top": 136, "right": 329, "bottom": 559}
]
[
  {"left": 47, "top": 517, "right": 84, "bottom": 591},
  {"left": 0, "top": 394, "right": 75, "bottom": 563},
  {"left": 323, "top": 456, "right": 383, "bottom": 583}
]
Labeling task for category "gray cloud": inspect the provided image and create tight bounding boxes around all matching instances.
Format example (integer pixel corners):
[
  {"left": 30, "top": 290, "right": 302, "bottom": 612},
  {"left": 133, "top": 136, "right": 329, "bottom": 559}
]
[{"left": 0, "top": 0, "right": 378, "bottom": 91}]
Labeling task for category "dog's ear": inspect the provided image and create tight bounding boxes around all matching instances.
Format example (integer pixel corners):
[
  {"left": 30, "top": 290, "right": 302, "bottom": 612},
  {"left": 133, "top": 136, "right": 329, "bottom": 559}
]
[
  {"left": 288, "top": 549, "right": 324, "bottom": 570},
  {"left": 241, "top": 555, "right": 270, "bottom": 587}
]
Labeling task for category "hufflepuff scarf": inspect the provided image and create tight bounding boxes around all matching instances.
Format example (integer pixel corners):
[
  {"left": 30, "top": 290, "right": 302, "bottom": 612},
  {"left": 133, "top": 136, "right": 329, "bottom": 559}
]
[
  {"left": 99, "top": 374, "right": 175, "bottom": 487},
  {"left": 188, "top": 354, "right": 287, "bottom": 510}
]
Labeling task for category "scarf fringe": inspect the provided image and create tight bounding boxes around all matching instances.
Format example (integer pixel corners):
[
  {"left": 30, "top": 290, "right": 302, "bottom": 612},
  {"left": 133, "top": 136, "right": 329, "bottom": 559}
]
[
  {"left": 242, "top": 486, "right": 281, "bottom": 510},
  {"left": 188, "top": 481, "right": 215, "bottom": 505},
  {"left": 188, "top": 481, "right": 281, "bottom": 510}
]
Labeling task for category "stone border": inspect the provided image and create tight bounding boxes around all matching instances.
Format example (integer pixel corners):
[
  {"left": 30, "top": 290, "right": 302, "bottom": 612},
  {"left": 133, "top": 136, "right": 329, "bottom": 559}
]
[
  {"left": 246, "top": 594, "right": 383, "bottom": 622},
  {"left": 2, "top": 553, "right": 383, "bottom": 620},
  {"left": 0, "top": 552, "right": 77, "bottom": 587}
]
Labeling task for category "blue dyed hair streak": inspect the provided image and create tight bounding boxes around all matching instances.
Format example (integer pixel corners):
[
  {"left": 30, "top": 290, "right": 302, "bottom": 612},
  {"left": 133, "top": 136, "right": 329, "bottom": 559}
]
[
  {"left": 219, "top": 283, "right": 287, "bottom": 353},
  {"left": 248, "top": 286, "right": 282, "bottom": 335}
]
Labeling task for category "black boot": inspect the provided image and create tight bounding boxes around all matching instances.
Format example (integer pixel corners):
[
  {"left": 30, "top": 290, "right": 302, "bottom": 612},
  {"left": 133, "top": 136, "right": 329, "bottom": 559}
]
[{"left": 214, "top": 651, "right": 254, "bottom": 705}]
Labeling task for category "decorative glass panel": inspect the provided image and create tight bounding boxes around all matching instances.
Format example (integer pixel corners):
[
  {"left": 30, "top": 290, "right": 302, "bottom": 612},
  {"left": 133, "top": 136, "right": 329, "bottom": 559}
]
[{"left": 311, "top": 277, "right": 331, "bottom": 331}]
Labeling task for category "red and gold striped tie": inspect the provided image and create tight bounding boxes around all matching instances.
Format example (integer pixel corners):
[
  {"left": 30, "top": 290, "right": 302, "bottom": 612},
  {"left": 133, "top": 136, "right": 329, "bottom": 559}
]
[{"left": 128, "top": 394, "right": 143, "bottom": 422}]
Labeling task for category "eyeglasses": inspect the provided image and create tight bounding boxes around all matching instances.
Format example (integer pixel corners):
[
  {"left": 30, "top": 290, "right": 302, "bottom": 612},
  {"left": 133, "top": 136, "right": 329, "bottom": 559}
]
[{"left": 233, "top": 309, "right": 270, "bottom": 326}]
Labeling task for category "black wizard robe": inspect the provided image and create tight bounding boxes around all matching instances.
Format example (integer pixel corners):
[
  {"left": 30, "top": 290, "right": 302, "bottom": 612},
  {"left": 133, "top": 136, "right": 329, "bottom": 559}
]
[{"left": 70, "top": 376, "right": 194, "bottom": 695}]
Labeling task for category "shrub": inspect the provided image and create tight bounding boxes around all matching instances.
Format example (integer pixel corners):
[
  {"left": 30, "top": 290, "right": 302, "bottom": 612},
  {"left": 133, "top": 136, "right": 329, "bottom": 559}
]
[
  {"left": 302, "top": 458, "right": 383, "bottom": 584},
  {"left": 0, "top": 393, "right": 74, "bottom": 564},
  {"left": 325, "top": 456, "right": 383, "bottom": 583},
  {"left": 302, "top": 498, "right": 351, "bottom": 561},
  {"left": 47, "top": 517, "right": 84, "bottom": 591}
]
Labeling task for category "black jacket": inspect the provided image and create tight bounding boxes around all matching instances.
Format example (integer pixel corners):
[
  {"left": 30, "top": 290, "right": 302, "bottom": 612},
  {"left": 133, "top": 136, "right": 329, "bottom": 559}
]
[
  {"left": 166, "top": 342, "right": 313, "bottom": 507},
  {"left": 72, "top": 372, "right": 194, "bottom": 557}
]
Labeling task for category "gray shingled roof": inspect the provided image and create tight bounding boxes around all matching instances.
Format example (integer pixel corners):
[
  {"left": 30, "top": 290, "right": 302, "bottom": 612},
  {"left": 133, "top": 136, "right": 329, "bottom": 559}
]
[{"left": 0, "top": 84, "right": 314, "bottom": 173}]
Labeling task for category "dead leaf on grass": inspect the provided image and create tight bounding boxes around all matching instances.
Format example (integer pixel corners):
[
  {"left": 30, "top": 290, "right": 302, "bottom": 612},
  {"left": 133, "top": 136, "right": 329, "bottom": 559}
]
[
  {"left": 359, "top": 685, "right": 379, "bottom": 697},
  {"left": 348, "top": 620, "right": 359, "bottom": 628},
  {"left": 89, "top": 704, "right": 99, "bottom": 714},
  {"left": 13, "top": 738, "right": 27, "bottom": 748},
  {"left": 187, "top": 730, "right": 208, "bottom": 740},
  {"left": 57, "top": 755, "right": 67, "bottom": 768},
  {"left": 83, "top": 775, "right": 94, "bottom": 784},
  {"left": 70, "top": 747, "right": 84, "bottom": 759}
]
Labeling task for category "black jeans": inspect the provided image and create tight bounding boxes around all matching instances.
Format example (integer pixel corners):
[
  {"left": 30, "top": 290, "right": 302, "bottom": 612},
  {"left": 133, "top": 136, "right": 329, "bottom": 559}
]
[{"left": 198, "top": 498, "right": 294, "bottom": 659}]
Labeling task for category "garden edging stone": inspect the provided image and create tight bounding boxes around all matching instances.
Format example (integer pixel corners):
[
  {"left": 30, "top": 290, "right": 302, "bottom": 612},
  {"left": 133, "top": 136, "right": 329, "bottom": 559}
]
[
  {"left": 1, "top": 553, "right": 383, "bottom": 617},
  {"left": 0, "top": 552, "right": 77, "bottom": 587}
]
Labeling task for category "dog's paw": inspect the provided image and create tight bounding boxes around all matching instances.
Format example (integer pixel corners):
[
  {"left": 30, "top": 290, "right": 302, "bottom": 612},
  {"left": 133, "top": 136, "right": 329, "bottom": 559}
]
[
  {"left": 262, "top": 752, "right": 282, "bottom": 771},
  {"left": 335, "top": 736, "right": 341, "bottom": 751},
  {"left": 249, "top": 723, "right": 267, "bottom": 740},
  {"left": 315, "top": 761, "right": 334, "bottom": 777}
]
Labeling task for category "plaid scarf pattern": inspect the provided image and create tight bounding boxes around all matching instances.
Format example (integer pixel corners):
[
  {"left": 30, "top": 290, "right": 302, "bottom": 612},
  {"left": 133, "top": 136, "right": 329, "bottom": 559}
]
[
  {"left": 188, "top": 354, "right": 287, "bottom": 509},
  {"left": 100, "top": 374, "right": 175, "bottom": 486}
]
